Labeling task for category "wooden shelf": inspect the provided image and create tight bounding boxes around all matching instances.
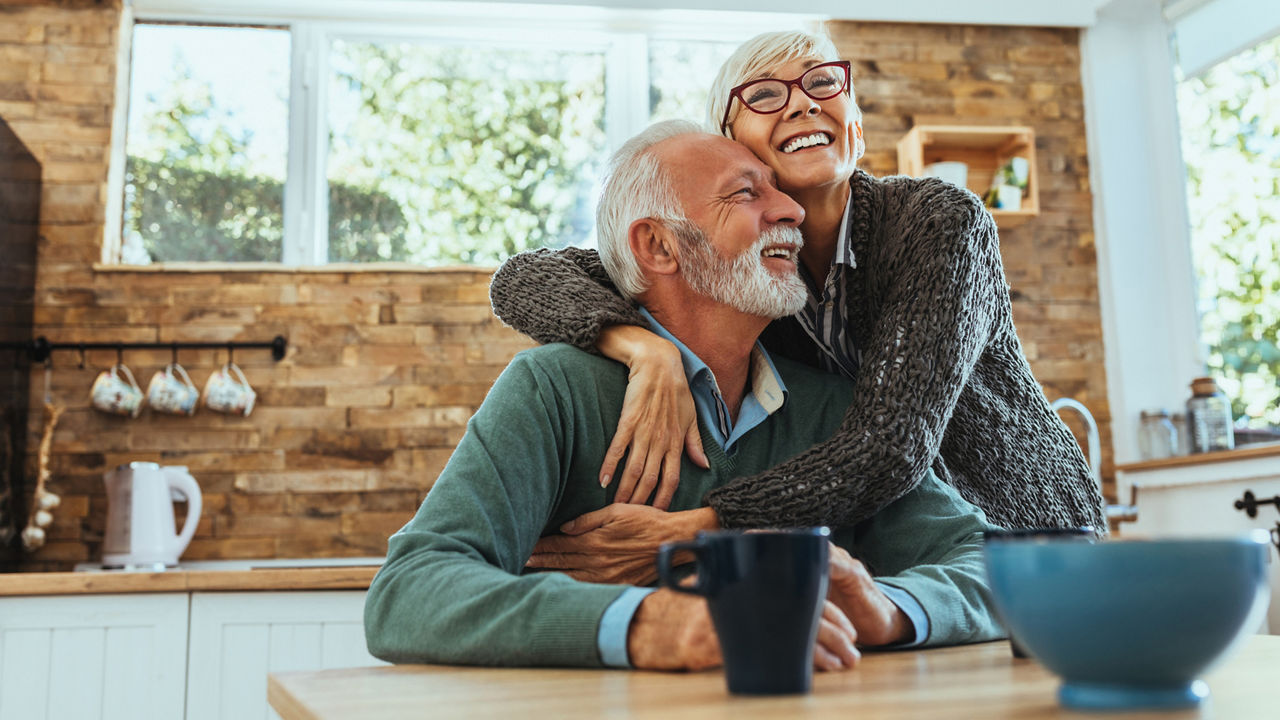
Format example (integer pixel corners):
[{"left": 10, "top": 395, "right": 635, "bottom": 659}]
[
  {"left": 1115, "top": 440, "right": 1280, "bottom": 474},
  {"left": 896, "top": 125, "right": 1038, "bottom": 228}
]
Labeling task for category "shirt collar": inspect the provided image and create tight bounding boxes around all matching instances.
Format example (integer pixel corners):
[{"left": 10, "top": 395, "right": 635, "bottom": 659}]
[
  {"left": 638, "top": 307, "right": 787, "bottom": 416},
  {"left": 835, "top": 191, "right": 857, "bottom": 269}
]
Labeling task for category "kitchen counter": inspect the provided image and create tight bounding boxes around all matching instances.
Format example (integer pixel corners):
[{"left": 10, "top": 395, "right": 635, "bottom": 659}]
[{"left": 0, "top": 558, "right": 382, "bottom": 596}]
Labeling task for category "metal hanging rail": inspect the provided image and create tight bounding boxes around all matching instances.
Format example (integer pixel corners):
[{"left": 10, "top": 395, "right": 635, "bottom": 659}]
[{"left": 0, "top": 336, "right": 288, "bottom": 363}]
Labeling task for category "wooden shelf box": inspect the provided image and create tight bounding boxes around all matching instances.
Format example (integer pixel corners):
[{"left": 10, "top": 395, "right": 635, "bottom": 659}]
[{"left": 896, "top": 125, "right": 1038, "bottom": 228}]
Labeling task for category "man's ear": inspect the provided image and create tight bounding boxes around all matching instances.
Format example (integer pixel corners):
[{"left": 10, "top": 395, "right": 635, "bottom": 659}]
[{"left": 628, "top": 219, "right": 680, "bottom": 276}]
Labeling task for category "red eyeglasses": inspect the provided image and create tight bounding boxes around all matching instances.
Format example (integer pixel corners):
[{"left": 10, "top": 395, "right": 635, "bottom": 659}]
[{"left": 720, "top": 61, "right": 852, "bottom": 134}]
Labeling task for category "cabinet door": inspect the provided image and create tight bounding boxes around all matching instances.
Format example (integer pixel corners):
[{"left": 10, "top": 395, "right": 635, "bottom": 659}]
[
  {"left": 1125, "top": 475, "right": 1280, "bottom": 634},
  {"left": 0, "top": 593, "right": 189, "bottom": 720},
  {"left": 186, "top": 591, "right": 385, "bottom": 720}
]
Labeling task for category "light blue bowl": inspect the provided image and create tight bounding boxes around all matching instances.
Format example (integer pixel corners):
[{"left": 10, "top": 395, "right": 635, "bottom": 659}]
[{"left": 983, "top": 533, "right": 1271, "bottom": 711}]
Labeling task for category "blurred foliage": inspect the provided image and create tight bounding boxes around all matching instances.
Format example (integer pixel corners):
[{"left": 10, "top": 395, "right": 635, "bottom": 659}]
[
  {"left": 1178, "top": 33, "right": 1280, "bottom": 426},
  {"left": 325, "top": 41, "right": 605, "bottom": 265},
  {"left": 647, "top": 38, "right": 737, "bottom": 126},
  {"left": 123, "top": 55, "right": 286, "bottom": 262},
  {"left": 126, "top": 158, "right": 409, "bottom": 263}
]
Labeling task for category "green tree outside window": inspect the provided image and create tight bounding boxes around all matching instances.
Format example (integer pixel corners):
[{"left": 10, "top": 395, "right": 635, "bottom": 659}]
[{"left": 1177, "top": 33, "right": 1280, "bottom": 427}]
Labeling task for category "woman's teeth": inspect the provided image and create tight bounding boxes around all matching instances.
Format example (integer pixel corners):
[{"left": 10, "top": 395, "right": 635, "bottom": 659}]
[{"left": 781, "top": 133, "right": 831, "bottom": 153}]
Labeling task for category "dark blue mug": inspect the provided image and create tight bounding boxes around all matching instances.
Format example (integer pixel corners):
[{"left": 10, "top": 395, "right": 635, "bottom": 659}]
[{"left": 656, "top": 527, "right": 830, "bottom": 695}]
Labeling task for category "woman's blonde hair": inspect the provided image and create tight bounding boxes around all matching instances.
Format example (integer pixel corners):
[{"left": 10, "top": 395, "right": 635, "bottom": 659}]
[{"left": 707, "top": 29, "right": 861, "bottom": 139}]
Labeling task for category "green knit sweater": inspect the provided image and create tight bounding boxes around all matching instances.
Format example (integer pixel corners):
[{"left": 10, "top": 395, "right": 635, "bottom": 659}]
[{"left": 364, "top": 343, "right": 1004, "bottom": 668}]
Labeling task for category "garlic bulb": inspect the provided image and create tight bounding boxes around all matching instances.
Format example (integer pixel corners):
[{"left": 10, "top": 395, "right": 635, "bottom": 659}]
[
  {"left": 38, "top": 492, "right": 60, "bottom": 510},
  {"left": 21, "top": 525, "right": 46, "bottom": 550},
  {"left": 35, "top": 510, "right": 53, "bottom": 527}
]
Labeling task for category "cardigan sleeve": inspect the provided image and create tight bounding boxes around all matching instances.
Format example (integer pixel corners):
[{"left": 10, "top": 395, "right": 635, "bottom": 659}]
[
  {"left": 489, "top": 246, "right": 648, "bottom": 352},
  {"left": 706, "top": 185, "right": 1004, "bottom": 529}
]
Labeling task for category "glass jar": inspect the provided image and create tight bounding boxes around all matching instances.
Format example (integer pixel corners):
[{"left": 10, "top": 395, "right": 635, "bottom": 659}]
[
  {"left": 1186, "top": 376, "right": 1235, "bottom": 454},
  {"left": 1138, "top": 409, "right": 1178, "bottom": 460}
]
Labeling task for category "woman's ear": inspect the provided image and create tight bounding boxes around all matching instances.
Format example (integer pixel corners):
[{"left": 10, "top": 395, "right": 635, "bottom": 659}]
[
  {"left": 853, "top": 121, "right": 865, "bottom": 161},
  {"left": 628, "top": 219, "right": 680, "bottom": 276}
]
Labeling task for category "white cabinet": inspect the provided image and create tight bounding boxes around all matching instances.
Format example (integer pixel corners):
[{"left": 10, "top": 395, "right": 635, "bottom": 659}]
[
  {"left": 0, "top": 589, "right": 382, "bottom": 720},
  {"left": 1117, "top": 452, "right": 1280, "bottom": 634},
  {"left": 185, "top": 591, "right": 385, "bottom": 720},
  {"left": 0, "top": 593, "right": 188, "bottom": 720}
]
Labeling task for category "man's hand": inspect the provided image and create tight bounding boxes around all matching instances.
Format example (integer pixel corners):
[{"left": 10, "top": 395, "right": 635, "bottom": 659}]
[
  {"left": 627, "top": 589, "right": 721, "bottom": 671},
  {"left": 628, "top": 592, "right": 861, "bottom": 673},
  {"left": 815, "top": 600, "right": 862, "bottom": 671},
  {"left": 826, "top": 543, "right": 913, "bottom": 647},
  {"left": 527, "top": 505, "right": 718, "bottom": 585}
]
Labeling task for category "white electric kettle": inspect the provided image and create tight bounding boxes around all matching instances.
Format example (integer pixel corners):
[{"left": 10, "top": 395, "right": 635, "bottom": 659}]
[{"left": 103, "top": 462, "right": 203, "bottom": 569}]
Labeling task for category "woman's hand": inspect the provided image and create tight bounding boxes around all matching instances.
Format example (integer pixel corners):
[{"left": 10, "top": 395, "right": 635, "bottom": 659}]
[
  {"left": 526, "top": 505, "right": 718, "bottom": 585},
  {"left": 596, "top": 326, "right": 709, "bottom": 509}
]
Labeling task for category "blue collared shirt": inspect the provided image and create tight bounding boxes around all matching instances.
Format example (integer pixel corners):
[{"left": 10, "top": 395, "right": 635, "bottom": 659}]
[
  {"left": 596, "top": 307, "right": 927, "bottom": 666},
  {"left": 795, "top": 194, "right": 861, "bottom": 380}
]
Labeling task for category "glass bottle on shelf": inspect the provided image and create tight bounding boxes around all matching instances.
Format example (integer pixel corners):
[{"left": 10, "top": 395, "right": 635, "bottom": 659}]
[
  {"left": 1138, "top": 409, "right": 1178, "bottom": 460},
  {"left": 1186, "top": 377, "right": 1235, "bottom": 454}
]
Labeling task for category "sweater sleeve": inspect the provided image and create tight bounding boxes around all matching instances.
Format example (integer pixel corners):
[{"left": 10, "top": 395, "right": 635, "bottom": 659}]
[
  {"left": 706, "top": 187, "right": 1002, "bottom": 529},
  {"left": 363, "top": 352, "right": 627, "bottom": 667},
  {"left": 852, "top": 469, "right": 1005, "bottom": 647},
  {"left": 489, "top": 247, "right": 648, "bottom": 351}
]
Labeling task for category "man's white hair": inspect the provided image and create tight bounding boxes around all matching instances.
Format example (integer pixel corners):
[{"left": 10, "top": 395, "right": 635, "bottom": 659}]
[
  {"left": 596, "top": 119, "right": 709, "bottom": 300},
  {"left": 707, "top": 29, "right": 861, "bottom": 139}
]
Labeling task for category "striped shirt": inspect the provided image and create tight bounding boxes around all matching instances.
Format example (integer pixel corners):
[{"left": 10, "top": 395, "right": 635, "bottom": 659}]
[{"left": 795, "top": 196, "right": 861, "bottom": 380}]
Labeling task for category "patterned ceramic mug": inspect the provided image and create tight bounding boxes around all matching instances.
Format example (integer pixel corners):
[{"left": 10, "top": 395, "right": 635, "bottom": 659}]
[
  {"left": 91, "top": 364, "right": 144, "bottom": 417},
  {"left": 203, "top": 362, "right": 256, "bottom": 417},
  {"left": 147, "top": 362, "right": 199, "bottom": 416}
]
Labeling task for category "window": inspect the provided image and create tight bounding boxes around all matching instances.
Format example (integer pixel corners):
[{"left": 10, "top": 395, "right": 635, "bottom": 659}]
[
  {"left": 122, "top": 24, "right": 291, "bottom": 263},
  {"left": 1175, "top": 32, "right": 1280, "bottom": 428},
  {"left": 114, "top": 5, "right": 800, "bottom": 267}
]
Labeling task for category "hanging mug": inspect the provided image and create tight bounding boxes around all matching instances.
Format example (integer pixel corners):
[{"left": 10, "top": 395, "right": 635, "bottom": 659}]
[
  {"left": 147, "top": 363, "right": 199, "bottom": 416},
  {"left": 203, "top": 362, "right": 256, "bottom": 417},
  {"left": 91, "top": 364, "right": 144, "bottom": 417}
]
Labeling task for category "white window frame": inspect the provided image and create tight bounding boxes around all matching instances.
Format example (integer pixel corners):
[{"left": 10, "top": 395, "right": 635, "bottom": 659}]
[{"left": 104, "top": 0, "right": 813, "bottom": 267}]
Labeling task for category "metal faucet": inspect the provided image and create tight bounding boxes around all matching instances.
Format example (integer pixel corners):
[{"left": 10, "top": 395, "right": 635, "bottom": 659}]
[{"left": 1050, "top": 397, "right": 1138, "bottom": 526}]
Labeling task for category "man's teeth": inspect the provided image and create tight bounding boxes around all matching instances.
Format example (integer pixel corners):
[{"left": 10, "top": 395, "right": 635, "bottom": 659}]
[
  {"left": 782, "top": 133, "right": 830, "bottom": 153},
  {"left": 762, "top": 247, "right": 795, "bottom": 260}
]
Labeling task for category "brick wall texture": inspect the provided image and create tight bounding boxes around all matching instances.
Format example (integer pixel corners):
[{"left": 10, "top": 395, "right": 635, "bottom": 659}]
[{"left": 3, "top": 2, "right": 1110, "bottom": 570}]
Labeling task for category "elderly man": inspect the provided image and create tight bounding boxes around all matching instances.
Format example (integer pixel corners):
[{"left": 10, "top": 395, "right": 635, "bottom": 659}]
[{"left": 364, "top": 120, "right": 1003, "bottom": 671}]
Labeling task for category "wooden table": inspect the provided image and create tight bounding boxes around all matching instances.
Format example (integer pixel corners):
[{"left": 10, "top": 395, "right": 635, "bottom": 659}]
[{"left": 269, "top": 635, "right": 1279, "bottom": 719}]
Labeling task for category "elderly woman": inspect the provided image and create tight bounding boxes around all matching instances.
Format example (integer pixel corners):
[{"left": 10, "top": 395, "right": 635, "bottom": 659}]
[{"left": 489, "top": 30, "right": 1103, "bottom": 553}]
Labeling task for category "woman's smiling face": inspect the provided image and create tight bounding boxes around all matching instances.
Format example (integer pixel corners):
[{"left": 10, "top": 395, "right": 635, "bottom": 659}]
[{"left": 726, "top": 55, "right": 863, "bottom": 195}]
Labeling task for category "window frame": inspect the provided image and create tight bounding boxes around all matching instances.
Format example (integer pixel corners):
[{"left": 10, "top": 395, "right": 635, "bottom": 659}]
[{"left": 105, "top": 0, "right": 811, "bottom": 267}]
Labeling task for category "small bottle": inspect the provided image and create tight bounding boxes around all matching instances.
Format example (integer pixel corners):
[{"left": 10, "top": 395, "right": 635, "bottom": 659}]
[
  {"left": 1138, "top": 409, "right": 1178, "bottom": 460},
  {"left": 1186, "top": 377, "right": 1235, "bottom": 453}
]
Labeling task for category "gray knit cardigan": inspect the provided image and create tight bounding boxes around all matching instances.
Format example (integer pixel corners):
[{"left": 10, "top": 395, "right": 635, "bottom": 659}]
[{"left": 488, "top": 169, "right": 1105, "bottom": 532}]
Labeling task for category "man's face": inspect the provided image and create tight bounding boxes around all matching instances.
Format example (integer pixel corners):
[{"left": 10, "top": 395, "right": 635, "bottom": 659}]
[{"left": 654, "top": 135, "right": 808, "bottom": 318}]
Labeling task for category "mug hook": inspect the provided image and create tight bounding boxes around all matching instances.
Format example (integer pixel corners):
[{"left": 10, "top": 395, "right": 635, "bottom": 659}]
[
  {"left": 226, "top": 343, "right": 234, "bottom": 366},
  {"left": 115, "top": 345, "right": 123, "bottom": 367},
  {"left": 77, "top": 343, "right": 86, "bottom": 370},
  {"left": 171, "top": 342, "right": 179, "bottom": 366}
]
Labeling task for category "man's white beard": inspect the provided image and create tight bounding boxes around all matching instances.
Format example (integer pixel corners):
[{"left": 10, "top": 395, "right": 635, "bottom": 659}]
[{"left": 679, "top": 225, "right": 808, "bottom": 319}]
